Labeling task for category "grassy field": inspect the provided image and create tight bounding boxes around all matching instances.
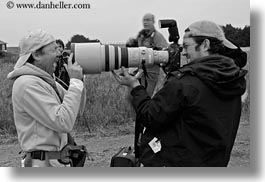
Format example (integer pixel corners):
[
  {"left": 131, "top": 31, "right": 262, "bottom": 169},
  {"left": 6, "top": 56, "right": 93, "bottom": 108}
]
[
  {"left": 0, "top": 52, "right": 18, "bottom": 136},
  {"left": 0, "top": 48, "right": 250, "bottom": 167}
]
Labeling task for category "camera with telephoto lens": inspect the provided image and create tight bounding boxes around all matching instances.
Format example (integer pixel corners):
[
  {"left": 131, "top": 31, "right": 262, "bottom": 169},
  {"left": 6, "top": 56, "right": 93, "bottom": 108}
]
[
  {"left": 70, "top": 43, "right": 168, "bottom": 74},
  {"left": 65, "top": 19, "right": 181, "bottom": 75}
]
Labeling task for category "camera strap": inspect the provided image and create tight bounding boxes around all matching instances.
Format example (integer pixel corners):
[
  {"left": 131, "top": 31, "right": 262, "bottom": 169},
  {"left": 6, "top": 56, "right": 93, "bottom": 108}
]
[
  {"left": 55, "top": 76, "right": 69, "bottom": 90},
  {"left": 38, "top": 76, "right": 63, "bottom": 104},
  {"left": 133, "top": 62, "right": 149, "bottom": 160},
  {"left": 140, "top": 60, "right": 149, "bottom": 90}
]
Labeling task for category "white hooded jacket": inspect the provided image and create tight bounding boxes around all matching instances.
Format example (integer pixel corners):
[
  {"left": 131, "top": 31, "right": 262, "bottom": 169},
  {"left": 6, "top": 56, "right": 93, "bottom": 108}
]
[{"left": 7, "top": 63, "right": 86, "bottom": 152}]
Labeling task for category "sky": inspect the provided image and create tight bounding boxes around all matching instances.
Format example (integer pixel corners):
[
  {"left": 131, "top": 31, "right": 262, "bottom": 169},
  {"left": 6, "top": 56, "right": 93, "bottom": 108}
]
[{"left": 0, "top": 0, "right": 250, "bottom": 47}]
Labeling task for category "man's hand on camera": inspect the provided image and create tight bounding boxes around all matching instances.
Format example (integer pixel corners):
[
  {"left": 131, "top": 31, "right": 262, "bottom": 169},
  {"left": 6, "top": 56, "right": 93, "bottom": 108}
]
[
  {"left": 64, "top": 53, "right": 83, "bottom": 81},
  {"left": 112, "top": 67, "right": 140, "bottom": 88}
]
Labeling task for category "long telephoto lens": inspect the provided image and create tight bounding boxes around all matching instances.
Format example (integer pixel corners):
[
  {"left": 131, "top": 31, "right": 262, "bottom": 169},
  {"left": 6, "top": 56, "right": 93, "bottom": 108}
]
[{"left": 70, "top": 43, "right": 168, "bottom": 74}]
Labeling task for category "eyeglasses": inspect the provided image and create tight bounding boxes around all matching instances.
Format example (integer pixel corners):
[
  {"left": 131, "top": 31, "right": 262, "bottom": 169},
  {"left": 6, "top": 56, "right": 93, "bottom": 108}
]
[{"left": 182, "top": 43, "right": 197, "bottom": 50}]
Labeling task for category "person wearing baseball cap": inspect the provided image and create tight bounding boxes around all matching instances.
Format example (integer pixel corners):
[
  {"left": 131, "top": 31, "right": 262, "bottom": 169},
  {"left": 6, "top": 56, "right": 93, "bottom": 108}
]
[
  {"left": 184, "top": 20, "right": 237, "bottom": 49},
  {"left": 183, "top": 20, "right": 247, "bottom": 67},
  {"left": 7, "top": 29, "right": 87, "bottom": 167},
  {"left": 114, "top": 20, "right": 248, "bottom": 166}
]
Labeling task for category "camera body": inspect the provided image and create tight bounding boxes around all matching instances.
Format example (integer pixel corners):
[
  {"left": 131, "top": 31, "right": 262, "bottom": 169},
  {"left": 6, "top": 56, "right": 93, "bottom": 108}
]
[
  {"left": 54, "top": 50, "right": 71, "bottom": 89},
  {"left": 59, "top": 50, "right": 71, "bottom": 64}
]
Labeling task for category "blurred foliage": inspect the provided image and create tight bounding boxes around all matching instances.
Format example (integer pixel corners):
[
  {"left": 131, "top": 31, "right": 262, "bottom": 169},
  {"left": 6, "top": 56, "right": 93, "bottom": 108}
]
[
  {"left": 222, "top": 24, "right": 250, "bottom": 47},
  {"left": 0, "top": 62, "right": 16, "bottom": 135},
  {"left": 65, "top": 34, "right": 100, "bottom": 50}
]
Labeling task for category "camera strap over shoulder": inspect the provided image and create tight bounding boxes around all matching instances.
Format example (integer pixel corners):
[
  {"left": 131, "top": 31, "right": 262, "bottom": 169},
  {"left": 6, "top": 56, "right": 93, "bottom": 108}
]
[{"left": 38, "top": 77, "right": 63, "bottom": 103}]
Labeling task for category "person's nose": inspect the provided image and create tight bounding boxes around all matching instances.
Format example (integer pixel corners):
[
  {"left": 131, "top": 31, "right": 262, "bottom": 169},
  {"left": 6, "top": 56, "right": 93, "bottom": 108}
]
[
  {"left": 56, "top": 49, "right": 61, "bottom": 57},
  {"left": 181, "top": 48, "right": 187, "bottom": 57}
]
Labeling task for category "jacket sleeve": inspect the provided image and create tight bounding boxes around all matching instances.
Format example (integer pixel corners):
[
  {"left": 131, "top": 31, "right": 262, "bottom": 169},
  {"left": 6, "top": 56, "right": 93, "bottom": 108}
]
[
  {"left": 22, "top": 80, "right": 83, "bottom": 133},
  {"left": 131, "top": 79, "right": 184, "bottom": 132},
  {"left": 56, "top": 78, "right": 86, "bottom": 116}
]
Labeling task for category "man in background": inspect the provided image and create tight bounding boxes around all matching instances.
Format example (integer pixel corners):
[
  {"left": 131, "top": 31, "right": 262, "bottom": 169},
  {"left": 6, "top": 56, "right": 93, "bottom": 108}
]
[{"left": 126, "top": 13, "right": 168, "bottom": 96}]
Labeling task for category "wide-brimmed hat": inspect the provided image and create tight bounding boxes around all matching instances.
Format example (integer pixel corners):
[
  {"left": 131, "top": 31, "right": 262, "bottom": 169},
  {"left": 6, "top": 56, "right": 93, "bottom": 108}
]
[
  {"left": 14, "top": 29, "right": 55, "bottom": 69},
  {"left": 184, "top": 20, "right": 237, "bottom": 49}
]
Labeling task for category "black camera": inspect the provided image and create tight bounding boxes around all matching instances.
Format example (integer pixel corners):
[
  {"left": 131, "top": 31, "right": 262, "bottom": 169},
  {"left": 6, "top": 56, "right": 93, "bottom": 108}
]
[
  {"left": 60, "top": 50, "right": 71, "bottom": 64},
  {"left": 54, "top": 50, "right": 71, "bottom": 89},
  {"left": 159, "top": 19, "right": 182, "bottom": 73}
]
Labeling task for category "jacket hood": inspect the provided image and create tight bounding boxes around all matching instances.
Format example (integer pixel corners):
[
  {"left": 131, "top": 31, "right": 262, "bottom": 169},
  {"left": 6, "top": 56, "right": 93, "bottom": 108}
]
[
  {"left": 7, "top": 63, "right": 56, "bottom": 89},
  {"left": 179, "top": 55, "right": 247, "bottom": 97}
]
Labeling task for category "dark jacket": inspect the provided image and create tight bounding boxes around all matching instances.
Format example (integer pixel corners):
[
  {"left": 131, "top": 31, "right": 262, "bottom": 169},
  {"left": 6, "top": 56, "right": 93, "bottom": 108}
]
[{"left": 131, "top": 55, "right": 247, "bottom": 167}]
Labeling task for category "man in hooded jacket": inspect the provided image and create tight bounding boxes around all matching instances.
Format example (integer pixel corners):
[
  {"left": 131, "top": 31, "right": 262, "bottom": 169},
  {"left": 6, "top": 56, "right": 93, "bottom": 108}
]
[{"left": 115, "top": 20, "right": 248, "bottom": 167}]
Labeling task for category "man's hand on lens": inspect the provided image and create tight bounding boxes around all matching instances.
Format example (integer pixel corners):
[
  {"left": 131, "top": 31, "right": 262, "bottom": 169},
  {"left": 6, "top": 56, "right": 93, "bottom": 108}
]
[
  {"left": 64, "top": 53, "right": 83, "bottom": 81},
  {"left": 112, "top": 67, "right": 140, "bottom": 88}
]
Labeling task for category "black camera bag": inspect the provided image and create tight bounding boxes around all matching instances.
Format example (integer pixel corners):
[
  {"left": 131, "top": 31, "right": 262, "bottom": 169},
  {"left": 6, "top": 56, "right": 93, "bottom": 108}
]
[
  {"left": 110, "top": 146, "right": 139, "bottom": 167},
  {"left": 110, "top": 115, "right": 143, "bottom": 167}
]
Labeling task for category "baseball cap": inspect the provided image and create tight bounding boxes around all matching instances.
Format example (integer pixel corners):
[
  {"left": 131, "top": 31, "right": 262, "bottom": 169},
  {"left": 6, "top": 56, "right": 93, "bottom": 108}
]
[
  {"left": 184, "top": 20, "right": 237, "bottom": 49},
  {"left": 14, "top": 29, "right": 55, "bottom": 69}
]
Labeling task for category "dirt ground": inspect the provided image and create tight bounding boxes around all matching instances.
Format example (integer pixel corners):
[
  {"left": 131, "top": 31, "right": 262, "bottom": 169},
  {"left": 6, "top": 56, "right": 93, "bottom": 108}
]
[{"left": 0, "top": 119, "right": 250, "bottom": 167}]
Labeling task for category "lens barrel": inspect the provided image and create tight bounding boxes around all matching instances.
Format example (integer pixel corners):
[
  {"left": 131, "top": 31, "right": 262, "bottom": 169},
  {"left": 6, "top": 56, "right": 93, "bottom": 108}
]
[{"left": 71, "top": 43, "right": 168, "bottom": 74}]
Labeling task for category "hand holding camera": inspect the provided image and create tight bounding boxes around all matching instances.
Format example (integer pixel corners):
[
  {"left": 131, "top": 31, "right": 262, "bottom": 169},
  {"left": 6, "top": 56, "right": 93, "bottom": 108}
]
[
  {"left": 64, "top": 53, "right": 83, "bottom": 81},
  {"left": 112, "top": 67, "right": 140, "bottom": 88}
]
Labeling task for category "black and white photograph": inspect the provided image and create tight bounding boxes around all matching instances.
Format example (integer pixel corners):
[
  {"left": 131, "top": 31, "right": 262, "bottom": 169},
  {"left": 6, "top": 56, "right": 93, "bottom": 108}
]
[{"left": 0, "top": 0, "right": 260, "bottom": 181}]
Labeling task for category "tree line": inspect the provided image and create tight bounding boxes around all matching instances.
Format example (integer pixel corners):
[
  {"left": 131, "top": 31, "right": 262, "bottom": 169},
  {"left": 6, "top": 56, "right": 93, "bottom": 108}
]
[
  {"left": 222, "top": 24, "right": 250, "bottom": 47},
  {"left": 65, "top": 24, "right": 250, "bottom": 49}
]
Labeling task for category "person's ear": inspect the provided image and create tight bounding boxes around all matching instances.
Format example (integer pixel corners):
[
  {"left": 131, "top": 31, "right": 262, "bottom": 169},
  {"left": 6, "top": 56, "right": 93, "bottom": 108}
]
[
  {"left": 32, "top": 51, "right": 42, "bottom": 62},
  {"left": 202, "top": 39, "right": 210, "bottom": 51}
]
